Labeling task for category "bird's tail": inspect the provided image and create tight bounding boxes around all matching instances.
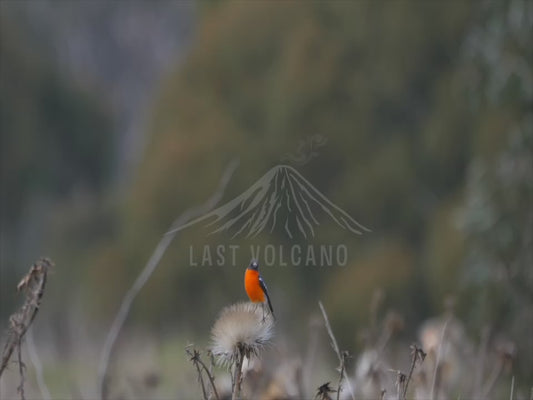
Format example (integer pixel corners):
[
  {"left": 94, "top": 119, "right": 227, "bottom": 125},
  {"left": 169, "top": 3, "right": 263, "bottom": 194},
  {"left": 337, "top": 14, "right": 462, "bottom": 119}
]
[{"left": 264, "top": 291, "right": 275, "bottom": 319}]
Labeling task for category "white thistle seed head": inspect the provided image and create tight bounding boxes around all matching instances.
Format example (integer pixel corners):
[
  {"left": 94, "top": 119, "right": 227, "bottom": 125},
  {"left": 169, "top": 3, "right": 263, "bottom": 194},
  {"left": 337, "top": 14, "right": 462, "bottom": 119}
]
[{"left": 211, "top": 302, "right": 274, "bottom": 366}]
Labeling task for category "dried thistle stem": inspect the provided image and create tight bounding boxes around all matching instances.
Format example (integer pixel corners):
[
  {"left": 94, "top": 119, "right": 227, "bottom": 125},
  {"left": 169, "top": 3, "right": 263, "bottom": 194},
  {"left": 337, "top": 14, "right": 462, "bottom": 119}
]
[
  {"left": 211, "top": 302, "right": 273, "bottom": 399},
  {"left": 232, "top": 344, "right": 245, "bottom": 400}
]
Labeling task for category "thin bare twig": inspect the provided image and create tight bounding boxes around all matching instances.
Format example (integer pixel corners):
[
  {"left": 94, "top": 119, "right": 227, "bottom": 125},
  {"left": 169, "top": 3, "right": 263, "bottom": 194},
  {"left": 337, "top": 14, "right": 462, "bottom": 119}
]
[
  {"left": 389, "top": 369, "right": 406, "bottom": 400},
  {"left": 198, "top": 356, "right": 220, "bottom": 400},
  {"left": 403, "top": 344, "right": 426, "bottom": 399},
  {"left": 16, "top": 337, "right": 25, "bottom": 400},
  {"left": 188, "top": 349, "right": 208, "bottom": 400},
  {"left": 315, "top": 382, "right": 336, "bottom": 400},
  {"left": 97, "top": 160, "right": 239, "bottom": 398},
  {"left": 336, "top": 351, "right": 348, "bottom": 400},
  {"left": 404, "top": 346, "right": 417, "bottom": 397},
  {"left": 186, "top": 347, "right": 220, "bottom": 400},
  {"left": 26, "top": 326, "right": 51, "bottom": 400},
  {"left": 318, "top": 301, "right": 355, "bottom": 400},
  {"left": 509, "top": 376, "right": 515, "bottom": 400}
]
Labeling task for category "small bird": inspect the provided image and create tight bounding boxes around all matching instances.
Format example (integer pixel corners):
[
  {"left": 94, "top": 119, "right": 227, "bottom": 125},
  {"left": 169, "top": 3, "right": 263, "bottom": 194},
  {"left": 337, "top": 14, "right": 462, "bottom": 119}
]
[{"left": 244, "top": 260, "right": 274, "bottom": 320}]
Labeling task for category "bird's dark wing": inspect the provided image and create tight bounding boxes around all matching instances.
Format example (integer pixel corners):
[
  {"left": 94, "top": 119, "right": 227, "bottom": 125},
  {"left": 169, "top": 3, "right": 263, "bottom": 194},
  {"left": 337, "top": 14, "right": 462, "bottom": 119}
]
[{"left": 259, "top": 275, "right": 274, "bottom": 315}]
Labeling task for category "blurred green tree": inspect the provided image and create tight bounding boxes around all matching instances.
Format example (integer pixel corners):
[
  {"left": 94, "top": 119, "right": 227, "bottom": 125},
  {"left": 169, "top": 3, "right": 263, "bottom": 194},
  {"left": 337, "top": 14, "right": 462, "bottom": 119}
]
[
  {"left": 0, "top": 16, "right": 114, "bottom": 316},
  {"left": 457, "top": 0, "right": 533, "bottom": 382},
  {"left": 102, "top": 1, "right": 480, "bottom": 336}
]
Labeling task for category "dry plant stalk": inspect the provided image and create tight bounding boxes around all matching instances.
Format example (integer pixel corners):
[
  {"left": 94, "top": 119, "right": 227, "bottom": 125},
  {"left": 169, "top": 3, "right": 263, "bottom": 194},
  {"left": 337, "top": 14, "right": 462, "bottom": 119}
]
[
  {"left": 394, "top": 370, "right": 407, "bottom": 400},
  {"left": 0, "top": 257, "right": 53, "bottom": 399},
  {"left": 97, "top": 160, "right": 238, "bottom": 398},
  {"left": 232, "top": 343, "right": 245, "bottom": 400},
  {"left": 315, "top": 382, "right": 336, "bottom": 400},
  {"left": 336, "top": 350, "right": 349, "bottom": 400},
  {"left": 186, "top": 347, "right": 220, "bottom": 400},
  {"left": 318, "top": 301, "right": 355, "bottom": 400},
  {"left": 403, "top": 344, "right": 426, "bottom": 399},
  {"left": 16, "top": 336, "right": 25, "bottom": 399},
  {"left": 210, "top": 302, "right": 274, "bottom": 400},
  {"left": 388, "top": 344, "right": 426, "bottom": 400}
]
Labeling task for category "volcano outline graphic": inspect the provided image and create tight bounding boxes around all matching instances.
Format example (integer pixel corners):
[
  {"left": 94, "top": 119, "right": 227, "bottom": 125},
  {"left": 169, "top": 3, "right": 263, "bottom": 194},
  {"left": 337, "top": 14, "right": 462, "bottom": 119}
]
[{"left": 167, "top": 165, "right": 369, "bottom": 239}]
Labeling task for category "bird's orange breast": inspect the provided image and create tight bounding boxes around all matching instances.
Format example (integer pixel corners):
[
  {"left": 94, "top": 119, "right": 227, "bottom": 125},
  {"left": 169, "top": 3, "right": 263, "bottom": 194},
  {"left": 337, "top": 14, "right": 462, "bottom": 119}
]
[{"left": 245, "top": 269, "right": 265, "bottom": 303}]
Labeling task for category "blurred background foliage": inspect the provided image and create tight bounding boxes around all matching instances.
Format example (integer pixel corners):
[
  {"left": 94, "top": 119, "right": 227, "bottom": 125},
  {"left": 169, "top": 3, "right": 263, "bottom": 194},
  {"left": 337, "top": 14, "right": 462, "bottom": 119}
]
[{"left": 1, "top": 0, "right": 532, "bottom": 396}]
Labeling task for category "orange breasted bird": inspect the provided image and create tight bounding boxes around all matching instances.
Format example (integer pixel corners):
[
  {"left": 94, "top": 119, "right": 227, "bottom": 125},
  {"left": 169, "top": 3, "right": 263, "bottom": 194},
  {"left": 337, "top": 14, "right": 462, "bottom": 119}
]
[{"left": 245, "top": 260, "right": 274, "bottom": 319}]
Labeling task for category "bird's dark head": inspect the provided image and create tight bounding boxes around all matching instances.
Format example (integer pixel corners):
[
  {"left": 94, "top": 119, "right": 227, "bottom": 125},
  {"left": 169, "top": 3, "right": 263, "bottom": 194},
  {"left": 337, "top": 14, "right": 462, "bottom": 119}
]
[{"left": 249, "top": 260, "right": 259, "bottom": 271}]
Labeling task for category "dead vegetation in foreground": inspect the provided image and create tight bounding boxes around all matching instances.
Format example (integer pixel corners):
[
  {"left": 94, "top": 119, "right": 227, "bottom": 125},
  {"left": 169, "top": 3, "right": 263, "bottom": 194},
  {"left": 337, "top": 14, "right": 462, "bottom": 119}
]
[
  {"left": 183, "top": 296, "right": 526, "bottom": 400},
  {"left": 0, "top": 257, "right": 53, "bottom": 400},
  {"left": 0, "top": 258, "right": 528, "bottom": 400}
]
